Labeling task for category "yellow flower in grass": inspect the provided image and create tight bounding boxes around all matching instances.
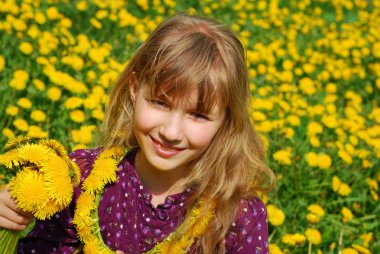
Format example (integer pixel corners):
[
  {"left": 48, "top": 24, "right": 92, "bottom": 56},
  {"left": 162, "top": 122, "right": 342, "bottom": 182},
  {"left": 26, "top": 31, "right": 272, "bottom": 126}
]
[
  {"left": 71, "top": 125, "right": 96, "bottom": 144},
  {"left": 338, "top": 183, "right": 352, "bottom": 196},
  {"left": 46, "top": 6, "right": 61, "bottom": 20},
  {"left": 366, "top": 178, "right": 378, "bottom": 191},
  {"left": 282, "top": 233, "right": 306, "bottom": 245},
  {"left": 269, "top": 244, "right": 283, "bottom": 254},
  {"left": 70, "top": 110, "right": 85, "bottom": 123},
  {"left": 17, "top": 98, "right": 32, "bottom": 109},
  {"left": 47, "top": 87, "right": 62, "bottom": 101},
  {"left": 352, "top": 244, "right": 371, "bottom": 254},
  {"left": 27, "top": 126, "right": 48, "bottom": 139},
  {"left": 64, "top": 97, "right": 83, "bottom": 109},
  {"left": 90, "top": 18, "right": 102, "bottom": 29},
  {"left": 267, "top": 204, "right": 285, "bottom": 226},
  {"left": 341, "top": 207, "right": 353, "bottom": 223},
  {"left": 2, "top": 128, "right": 15, "bottom": 139},
  {"left": 273, "top": 148, "right": 292, "bottom": 165},
  {"left": 6, "top": 106, "right": 19, "bottom": 116},
  {"left": 306, "top": 152, "right": 318, "bottom": 167},
  {"left": 317, "top": 153, "right": 332, "bottom": 169},
  {"left": 9, "top": 169, "right": 49, "bottom": 212},
  {"left": 305, "top": 228, "right": 322, "bottom": 245},
  {"left": 307, "top": 122, "right": 323, "bottom": 136},
  {"left": 360, "top": 232, "right": 373, "bottom": 247},
  {"left": 13, "top": 118, "right": 29, "bottom": 131},
  {"left": 299, "top": 77, "right": 316, "bottom": 95},
  {"left": 19, "top": 42, "right": 33, "bottom": 55},
  {"left": 33, "top": 79, "right": 45, "bottom": 91},
  {"left": 30, "top": 110, "right": 46, "bottom": 122},
  {"left": 307, "top": 204, "right": 325, "bottom": 223},
  {"left": 338, "top": 150, "right": 353, "bottom": 164},
  {"left": 0, "top": 55, "right": 5, "bottom": 71},
  {"left": 342, "top": 248, "right": 358, "bottom": 254}
]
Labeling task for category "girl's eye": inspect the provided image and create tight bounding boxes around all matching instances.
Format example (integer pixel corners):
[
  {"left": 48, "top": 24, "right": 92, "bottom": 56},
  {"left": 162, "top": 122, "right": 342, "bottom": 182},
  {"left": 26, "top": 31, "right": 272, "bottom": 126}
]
[
  {"left": 191, "top": 112, "right": 209, "bottom": 121},
  {"left": 149, "top": 99, "right": 167, "bottom": 108}
]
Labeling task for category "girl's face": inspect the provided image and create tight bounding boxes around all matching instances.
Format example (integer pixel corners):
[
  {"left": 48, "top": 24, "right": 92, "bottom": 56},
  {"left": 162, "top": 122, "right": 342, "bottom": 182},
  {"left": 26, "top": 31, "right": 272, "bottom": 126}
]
[{"left": 131, "top": 84, "right": 225, "bottom": 176}]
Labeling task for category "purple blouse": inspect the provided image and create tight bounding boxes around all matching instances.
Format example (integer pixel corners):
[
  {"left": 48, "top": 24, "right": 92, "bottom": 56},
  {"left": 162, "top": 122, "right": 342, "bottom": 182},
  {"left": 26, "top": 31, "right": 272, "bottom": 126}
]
[{"left": 18, "top": 148, "right": 269, "bottom": 254}]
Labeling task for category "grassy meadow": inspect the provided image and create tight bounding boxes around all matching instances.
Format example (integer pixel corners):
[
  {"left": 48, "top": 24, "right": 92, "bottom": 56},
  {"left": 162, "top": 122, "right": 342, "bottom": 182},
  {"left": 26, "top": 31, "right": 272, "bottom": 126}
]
[{"left": 0, "top": 0, "right": 379, "bottom": 253}]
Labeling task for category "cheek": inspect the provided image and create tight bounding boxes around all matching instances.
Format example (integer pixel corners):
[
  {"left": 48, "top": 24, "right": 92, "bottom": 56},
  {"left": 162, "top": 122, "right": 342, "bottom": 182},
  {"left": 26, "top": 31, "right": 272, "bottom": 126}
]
[
  {"left": 186, "top": 123, "right": 221, "bottom": 148},
  {"left": 133, "top": 106, "right": 160, "bottom": 133}
]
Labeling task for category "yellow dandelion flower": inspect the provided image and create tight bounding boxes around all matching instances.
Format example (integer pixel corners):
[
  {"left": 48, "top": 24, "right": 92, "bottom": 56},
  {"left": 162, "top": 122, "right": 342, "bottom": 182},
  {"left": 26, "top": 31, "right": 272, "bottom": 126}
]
[
  {"left": 83, "top": 238, "right": 103, "bottom": 253},
  {"left": 293, "top": 233, "right": 307, "bottom": 244},
  {"left": 338, "top": 183, "right": 352, "bottom": 196},
  {"left": 45, "top": 175, "right": 73, "bottom": 207},
  {"left": 305, "top": 228, "right": 322, "bottom": 245},
  {"left": 352, "top": 244, "right": 371, "bottom": 254},
  {"left": 39, "top": 139, "right": 68, "bottom": 158},
  {"left": 99, "top": 146, "right": 125, "bottom": 159},
  {"left": 332, "top": 176, "right": 341, "bottom": 192},
  {"left": 282, "top": 234, "right": 296, "bottom": 245},
  {"left": 9, "top": 169, "right": 49, "bottom": 212},
  {"left": 82, "top": 174, "right": 104, "bottom": 194},
  {"left": 306, "top": 152, "right": 318, "bottom": 167},
  {"left": 342, "top": 248, "right": 359, "bottom": 254},
  {"left": 17, "top": 143, "right": 55, "bottom": 165},
  {"left": 267, "top": 204, "right": 286, "bottom": 226},
  {"left": 308, "top": 204, "right": 325, "bottom": 217},
  {"left": 34, "top": 200, "right": 61, "bottom": 220},
  {"left": 75, "top": 194, "right": 94, "bottom": 214},
  {"left": 13, "top": 118, "right": 29, "bottom": 132},
  {"left": 360, "top": 232, "right": 373, "bottom": 247},
  {"left": 269, "top": 244, "right": 284, "bottom": 254},
  {"left": 93, "top": 158, "right": 118, "bottom": 184},
  {"left": 0, "top": 149, "right": 23, "bottom": 168},
  {"left": 341, "top": 207, "right": 353, "bottom": 223},
  {"left": 19, "top": 42, "right": 33, "bottom": 55},
  {"left": 273, "top": 148, "right": 292, "bottom": 165},
  {"left": 47, "top": 87, "right": 62, "bottom": 101},
  {"left": 5, "top": 136, "right": 31, "bottom": 150}
]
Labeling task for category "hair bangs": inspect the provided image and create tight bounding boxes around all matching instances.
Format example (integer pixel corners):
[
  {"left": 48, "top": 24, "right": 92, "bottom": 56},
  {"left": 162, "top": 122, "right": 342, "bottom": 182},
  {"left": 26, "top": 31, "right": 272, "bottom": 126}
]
[{"left": 142, "top": 31, "right": 230, "bottom": 114}]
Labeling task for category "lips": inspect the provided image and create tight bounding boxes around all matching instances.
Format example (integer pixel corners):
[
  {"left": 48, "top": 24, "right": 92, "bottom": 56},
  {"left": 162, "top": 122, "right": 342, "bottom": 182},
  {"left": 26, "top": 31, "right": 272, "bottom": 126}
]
[{"left": 150, "top": 136, "right": 185, "bottom": 158}]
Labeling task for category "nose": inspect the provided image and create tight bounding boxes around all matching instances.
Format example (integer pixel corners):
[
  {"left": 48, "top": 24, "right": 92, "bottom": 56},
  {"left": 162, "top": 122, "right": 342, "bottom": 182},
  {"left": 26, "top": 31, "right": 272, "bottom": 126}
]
[{"left": 159, "top": 112, "right": 184, "bottom": 143}]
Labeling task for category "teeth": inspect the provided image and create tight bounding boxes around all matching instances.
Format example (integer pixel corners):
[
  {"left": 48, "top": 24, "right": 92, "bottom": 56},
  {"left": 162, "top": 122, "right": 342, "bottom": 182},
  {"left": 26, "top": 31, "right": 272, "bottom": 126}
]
[{"left": 157, "top": 142, "right": 177, "bottom": 151}]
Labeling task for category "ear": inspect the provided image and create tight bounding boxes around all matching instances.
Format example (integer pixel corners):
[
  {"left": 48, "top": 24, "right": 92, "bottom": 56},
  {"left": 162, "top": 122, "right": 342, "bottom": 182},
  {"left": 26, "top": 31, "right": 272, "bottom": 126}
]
[{"left": 129, "top": 72, "right": 138, "bottom": 104}]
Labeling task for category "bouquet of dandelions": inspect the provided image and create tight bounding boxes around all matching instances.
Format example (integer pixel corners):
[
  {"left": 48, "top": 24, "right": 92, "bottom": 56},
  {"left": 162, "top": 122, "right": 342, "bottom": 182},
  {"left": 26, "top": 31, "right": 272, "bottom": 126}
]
[{"left": 0, "top": 136, "right": 80, "bottom": 253}]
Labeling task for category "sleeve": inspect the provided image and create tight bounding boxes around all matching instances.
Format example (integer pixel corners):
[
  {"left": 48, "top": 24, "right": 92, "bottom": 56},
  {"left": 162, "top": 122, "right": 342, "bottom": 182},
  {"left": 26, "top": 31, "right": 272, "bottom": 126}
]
[
  {"left": 17, "top": 149, "right": 99, "bottom": 254},
  {"left": 225, "top": 198, "right": 269, "bottom": 254}
]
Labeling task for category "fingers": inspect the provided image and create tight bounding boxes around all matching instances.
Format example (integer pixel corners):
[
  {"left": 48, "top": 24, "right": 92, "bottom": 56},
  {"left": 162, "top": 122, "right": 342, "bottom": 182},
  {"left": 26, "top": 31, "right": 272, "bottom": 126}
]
[
  {"left": 0, "top": 214, "right": 29, "bottom": 231},
  {"left": 0, "top": 186, "right": 34, "bottom": 231},
  {"left": 116, "top": 251, "right": 125, "bottom": 254}
]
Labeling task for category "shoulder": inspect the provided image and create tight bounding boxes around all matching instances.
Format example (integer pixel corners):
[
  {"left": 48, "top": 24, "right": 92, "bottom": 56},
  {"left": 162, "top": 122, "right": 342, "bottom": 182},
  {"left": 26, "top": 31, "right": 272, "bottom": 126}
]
[{"left": 225, "top": 197, "right": 269, "bottom": 253}]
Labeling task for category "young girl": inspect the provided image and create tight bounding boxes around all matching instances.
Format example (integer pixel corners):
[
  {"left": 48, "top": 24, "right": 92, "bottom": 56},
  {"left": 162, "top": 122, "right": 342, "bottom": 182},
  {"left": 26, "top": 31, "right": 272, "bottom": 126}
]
[{"left": 0, "top": 13, "right": 275, "bottom": 253}]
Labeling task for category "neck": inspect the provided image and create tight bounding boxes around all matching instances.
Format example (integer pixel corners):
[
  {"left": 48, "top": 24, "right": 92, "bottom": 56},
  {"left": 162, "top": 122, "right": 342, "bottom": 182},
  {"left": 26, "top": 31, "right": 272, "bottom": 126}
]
[{"left": 134, "top": 149, "right": 187, "bottom": 198}]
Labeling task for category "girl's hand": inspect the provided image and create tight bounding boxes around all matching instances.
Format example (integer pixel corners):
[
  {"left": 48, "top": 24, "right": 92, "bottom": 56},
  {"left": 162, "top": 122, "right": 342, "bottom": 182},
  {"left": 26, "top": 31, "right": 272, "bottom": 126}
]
[
  {"left": 116, "top": 251, "right": 125, "bottom": 254},
  {"left": 0, "top": 186, "right": 34, "bottom": 231}
]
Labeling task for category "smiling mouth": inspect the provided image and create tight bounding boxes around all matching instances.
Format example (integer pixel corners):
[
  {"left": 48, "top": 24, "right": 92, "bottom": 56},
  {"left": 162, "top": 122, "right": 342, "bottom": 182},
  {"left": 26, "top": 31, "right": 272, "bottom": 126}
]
[{"left": 150, "top": 136, "right": 185, "bottom": 155}]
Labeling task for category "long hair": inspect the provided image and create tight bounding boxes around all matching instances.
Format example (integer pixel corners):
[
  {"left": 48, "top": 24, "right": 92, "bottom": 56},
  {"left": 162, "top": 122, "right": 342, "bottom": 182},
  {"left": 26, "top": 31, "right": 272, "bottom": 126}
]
[{"left": 100, "top": 13, "right": 276, "bottom": 253}]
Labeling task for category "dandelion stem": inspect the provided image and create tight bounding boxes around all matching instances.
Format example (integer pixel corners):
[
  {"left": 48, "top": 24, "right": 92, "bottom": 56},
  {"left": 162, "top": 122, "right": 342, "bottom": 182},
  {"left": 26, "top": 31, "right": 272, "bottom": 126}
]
[
  {"left": 308, "top": 240, "right": 312, "bottom": 254},
  {"left": 338, "top": 227, "right": 344, "bottom": 254}
]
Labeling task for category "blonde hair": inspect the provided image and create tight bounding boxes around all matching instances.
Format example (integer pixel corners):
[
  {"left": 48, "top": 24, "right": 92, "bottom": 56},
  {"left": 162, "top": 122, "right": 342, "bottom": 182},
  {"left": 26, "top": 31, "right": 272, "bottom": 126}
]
[{"left": 100, "top": 13, "right": 275, "bottom": 253}]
